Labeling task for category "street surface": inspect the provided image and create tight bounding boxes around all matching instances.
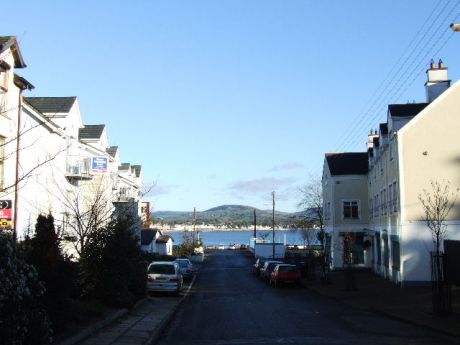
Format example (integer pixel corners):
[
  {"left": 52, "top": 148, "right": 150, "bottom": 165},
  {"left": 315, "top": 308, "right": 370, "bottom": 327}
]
[{"left": 157, "top": 250, "right": 459, "bottom": 345}]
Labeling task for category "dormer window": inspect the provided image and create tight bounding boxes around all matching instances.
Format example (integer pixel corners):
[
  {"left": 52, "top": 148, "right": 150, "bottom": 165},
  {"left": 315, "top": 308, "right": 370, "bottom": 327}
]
[{"left": 0, "top": 60, "right": 11, "bottom": 93}]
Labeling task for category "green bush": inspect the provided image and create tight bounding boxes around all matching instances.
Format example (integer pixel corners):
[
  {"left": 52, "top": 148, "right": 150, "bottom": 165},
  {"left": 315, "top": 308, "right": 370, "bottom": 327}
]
[
  {"left": 22, "top": 214, "right": 80, "bottom": 331},
  {"left": 80, "top": 216, "right": 146, "bottom": 307},
  {"left": 0, "top": 233, "right": 52, "bottom": 344}
]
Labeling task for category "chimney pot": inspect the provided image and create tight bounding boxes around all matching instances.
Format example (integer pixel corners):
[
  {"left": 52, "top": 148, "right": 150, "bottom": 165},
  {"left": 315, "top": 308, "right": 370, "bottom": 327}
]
[
  {"left": 430, "top": 59, "right": 436, "bottom": 69},
  {"left": 439, "top": 59, "right": 444, "bottom": 69}
]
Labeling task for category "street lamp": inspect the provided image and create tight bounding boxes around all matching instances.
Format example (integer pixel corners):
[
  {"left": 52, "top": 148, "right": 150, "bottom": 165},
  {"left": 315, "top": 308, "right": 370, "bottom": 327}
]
[{"left": 451, "top": 23, "right": 460, "bottom": 32}]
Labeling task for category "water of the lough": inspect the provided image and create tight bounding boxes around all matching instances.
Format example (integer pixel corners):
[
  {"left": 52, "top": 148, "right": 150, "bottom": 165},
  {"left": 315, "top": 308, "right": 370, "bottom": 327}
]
[{"left": 163, "top": 229, "right": 318, "bottom": 247}]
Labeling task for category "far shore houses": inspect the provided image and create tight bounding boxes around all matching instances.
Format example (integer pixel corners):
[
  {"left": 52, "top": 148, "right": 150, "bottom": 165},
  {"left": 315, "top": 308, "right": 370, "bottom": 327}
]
[
  {"left": 0, "top": 36, "right": 149, "bottom": 256},
  {"left": 323, "top": 60, "right": 460, "bottom": 285}
]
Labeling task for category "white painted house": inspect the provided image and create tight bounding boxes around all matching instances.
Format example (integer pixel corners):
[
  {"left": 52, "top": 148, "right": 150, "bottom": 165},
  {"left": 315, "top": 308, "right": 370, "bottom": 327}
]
[{"left": 0, "top": 36, "right": 145, "bottom": 255}]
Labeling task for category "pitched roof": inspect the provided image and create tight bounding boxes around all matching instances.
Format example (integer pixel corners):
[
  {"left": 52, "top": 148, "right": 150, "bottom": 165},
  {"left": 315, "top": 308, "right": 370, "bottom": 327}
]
[
  {"left": 141, "top": 229, "right": 161, "bottom": 245},
  {"left": 79, "top": 124, "right": 105, "bottom": 140},
  {"left": 106, "top": 146, "right": 118, "bottom": 157},
  {"left": 388, "top": 103, "right": 429, "bottom": 118},
  {"left": 0, "top": 36, "right": 26, "bottom": 68},
  {"left": 156, "top": 235, "right": 174, "bottom": 243},
  {"left": 379, "top": 123, "right": 388, "bottom": 135},
  {"left": 131, "top": 165, "right": 142, "bottom": 177},
  {"left": 119, "top": 163, "right": 131, "bottom": 171},
  {"left": 325, "top": 152, "right": 368, "bottom": 176},
  {"left": 25, "top": 97, "right": 77, "bottom": 114},
  {"left": 14, "top": 74, "right": 34, "bottom": 90}
]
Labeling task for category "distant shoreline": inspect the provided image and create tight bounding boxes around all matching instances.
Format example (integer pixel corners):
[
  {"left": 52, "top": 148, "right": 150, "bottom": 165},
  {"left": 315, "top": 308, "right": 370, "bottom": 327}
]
[{"left": 160, "top": 228, "right": 308, "bottom": 232}]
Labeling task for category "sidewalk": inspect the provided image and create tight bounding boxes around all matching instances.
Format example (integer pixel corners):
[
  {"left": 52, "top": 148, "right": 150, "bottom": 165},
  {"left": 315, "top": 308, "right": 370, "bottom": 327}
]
[
  {"left": 304, "top": 269, "right": 460, "bottom": 337},
  {"left": 56, "top": 277, "right": 195, "bottom": 345}
]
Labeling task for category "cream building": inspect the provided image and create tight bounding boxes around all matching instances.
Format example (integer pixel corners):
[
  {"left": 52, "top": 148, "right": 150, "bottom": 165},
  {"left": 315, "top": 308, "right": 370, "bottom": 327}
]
[
  {"left": 325, "top": 60, "right": 460, "bottom": 284},
  {"left": 322, "top": 152, "right": 370, "bottom": 268}
]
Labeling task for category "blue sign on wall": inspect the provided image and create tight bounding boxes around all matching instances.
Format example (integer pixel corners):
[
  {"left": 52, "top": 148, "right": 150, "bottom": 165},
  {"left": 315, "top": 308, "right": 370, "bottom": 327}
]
[{"left": 92, "top": 156, "right": 108, "bottom": 173}]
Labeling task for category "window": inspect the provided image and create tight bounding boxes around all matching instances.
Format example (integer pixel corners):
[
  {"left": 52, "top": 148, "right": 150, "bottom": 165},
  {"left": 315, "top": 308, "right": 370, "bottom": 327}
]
[
  {"left": 324, "top": 202, "right": 331, "bottom": 221},
  {"left": 374, "top": 195, "right": 379, "bottom": 218},
  {"left": 383, "top": 236, "right": 389, "bottom": 268},
  {"left": 375, "top": 233, "right": 381, "bottom": 265},
  {"left": 0, "top": 136, "right": 4, "bottom": 190},
  {"left": 388, "top": 184, "right": 393, "bottom": 214},
  {"left": 392, "top": 182, "right": 398, "bottom": 213},
  {"left": 343, "top": 200, "right": 359, "bottom": 219},
  {"left": 382, "top": 189, "right": 387, "bottom": 215},
  {"left": 392, "top": 241, "right": 400, "bottom": 271},
  {"left": 369, "top": 198, "right": 373, "bottom": 220}
]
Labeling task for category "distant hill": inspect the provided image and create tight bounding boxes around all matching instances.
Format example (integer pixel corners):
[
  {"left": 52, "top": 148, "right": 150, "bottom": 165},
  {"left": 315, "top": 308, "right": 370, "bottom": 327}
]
[{"left": 153, "top": 204, "right": 318, "bottom": 229}]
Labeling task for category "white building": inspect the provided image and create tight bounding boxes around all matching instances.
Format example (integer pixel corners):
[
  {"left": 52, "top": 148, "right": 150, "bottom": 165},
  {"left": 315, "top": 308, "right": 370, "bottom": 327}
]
[{"left": 0, "top": 36, "right": 145, "bottom": 255}]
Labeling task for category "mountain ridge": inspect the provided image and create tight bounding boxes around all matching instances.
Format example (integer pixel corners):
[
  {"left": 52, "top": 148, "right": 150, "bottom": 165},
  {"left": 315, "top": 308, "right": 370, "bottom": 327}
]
[{"left": 152, "top": 204, "right": 315, "bottom": 228}]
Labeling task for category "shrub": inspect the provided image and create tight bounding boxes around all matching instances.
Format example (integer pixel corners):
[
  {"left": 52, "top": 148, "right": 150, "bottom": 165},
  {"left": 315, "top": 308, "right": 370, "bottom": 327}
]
[
  {"left": 80, "top": 216, "right": 146, "bottom": 307},
  {"left": 21, "top": 214, "right": 80, "bottom": 332},
  {"left": 0, "top": 233, "right": 52, "bottom": 344}
]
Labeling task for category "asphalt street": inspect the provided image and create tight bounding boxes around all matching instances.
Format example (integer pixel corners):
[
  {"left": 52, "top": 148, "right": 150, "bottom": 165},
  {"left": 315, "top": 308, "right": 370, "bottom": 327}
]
[{"left": 156, "top": 250, "right": 459, "bottom": 345}]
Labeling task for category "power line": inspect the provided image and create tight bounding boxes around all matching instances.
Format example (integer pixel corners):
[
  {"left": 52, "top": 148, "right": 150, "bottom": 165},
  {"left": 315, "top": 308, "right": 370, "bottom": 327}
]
[{"left": 334, "top": 1, "right": 460, "bottom": 152}]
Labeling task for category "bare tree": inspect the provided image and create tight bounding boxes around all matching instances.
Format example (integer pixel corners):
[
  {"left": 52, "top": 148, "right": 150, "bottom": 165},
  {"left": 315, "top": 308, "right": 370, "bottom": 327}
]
[
  {"left": 418, "top": 180, "right": 459, "bottom": 255},
  {"left": 298, "top": 176, "right": 324, "bottom": 244},
  {"left": 419, "top": 179, "right": 458, "bottom": 314},
  {"left": 298, "top": 175, "right": 329, "bottom": 281},
  {"left": 58, "top": 177, "right": 115, "bottom": 257}
]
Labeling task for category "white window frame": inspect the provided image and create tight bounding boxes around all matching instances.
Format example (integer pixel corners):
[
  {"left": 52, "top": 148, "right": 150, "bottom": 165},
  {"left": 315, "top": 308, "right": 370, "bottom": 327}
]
[{"left": 342, "top": 199, "right": 360, "bottom": 220}]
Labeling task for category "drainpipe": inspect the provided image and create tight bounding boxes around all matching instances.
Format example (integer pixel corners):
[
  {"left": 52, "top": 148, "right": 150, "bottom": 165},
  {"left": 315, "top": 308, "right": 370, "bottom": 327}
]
[{"left": 13, "top": 89, "right": 23, "bottom": 241}]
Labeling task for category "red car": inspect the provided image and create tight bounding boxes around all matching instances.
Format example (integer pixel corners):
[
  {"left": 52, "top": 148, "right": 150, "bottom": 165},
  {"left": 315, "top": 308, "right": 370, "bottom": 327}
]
[{"left": 270, "top": 264, "right": 302, "bottom": 287}]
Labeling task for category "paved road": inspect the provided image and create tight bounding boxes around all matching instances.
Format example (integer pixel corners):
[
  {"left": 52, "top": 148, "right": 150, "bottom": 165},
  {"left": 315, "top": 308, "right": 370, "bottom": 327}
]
[{"left": 157, "top": 250, "right": 459, "bottom": 345}]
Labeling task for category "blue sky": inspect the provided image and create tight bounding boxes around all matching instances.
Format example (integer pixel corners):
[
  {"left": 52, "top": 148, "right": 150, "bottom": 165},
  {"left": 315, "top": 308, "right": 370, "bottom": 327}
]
[{"left": 5, "top": 1, "right": 460, "bottom": 212}]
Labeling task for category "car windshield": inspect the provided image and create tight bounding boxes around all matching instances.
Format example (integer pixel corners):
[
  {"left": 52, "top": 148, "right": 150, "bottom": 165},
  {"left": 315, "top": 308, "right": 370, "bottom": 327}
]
[
  {"left": 278, "top": 265, "right": 298, "bottom": 273},
  {"left": 148, "top": 264, "right": 175, "bottom": 275},
  {"left": 176, "top": 260, "right": 189, "bottom": 268},
  {"left": 267, "top": 262, "right": 280, "bottom": 270}
]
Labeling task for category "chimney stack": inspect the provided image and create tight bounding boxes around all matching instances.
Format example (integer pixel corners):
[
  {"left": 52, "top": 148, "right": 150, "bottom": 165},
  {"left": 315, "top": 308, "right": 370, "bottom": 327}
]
[{"left": 425, "top": 59, "right": 450, "bottom": 103}]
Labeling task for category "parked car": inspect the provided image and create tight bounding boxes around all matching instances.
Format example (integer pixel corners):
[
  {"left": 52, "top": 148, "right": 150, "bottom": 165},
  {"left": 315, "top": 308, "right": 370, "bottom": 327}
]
[
  {"left": 253, "top": 257, "right": 268, "bottom": 276},
  {"left": 147, "top": 261, "right": 183, "bottom": 295},
  {"left": 175, "top": 258, "right": 194, "bottom": 281},
  {"left": 270, "top": 264, "right": 302, "bottom": 287},
  {"left": 260, "top": 260, "right": 283, "bottom": 281}
]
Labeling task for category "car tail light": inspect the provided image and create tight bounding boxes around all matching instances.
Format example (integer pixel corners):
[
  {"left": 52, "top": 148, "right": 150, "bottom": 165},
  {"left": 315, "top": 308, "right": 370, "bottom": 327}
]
[
  {"left": 170, "top": 277, "right": 179, "bottom": 282},
  {"left": 148, "top": 276, "right": 155, "bottom": 282}
]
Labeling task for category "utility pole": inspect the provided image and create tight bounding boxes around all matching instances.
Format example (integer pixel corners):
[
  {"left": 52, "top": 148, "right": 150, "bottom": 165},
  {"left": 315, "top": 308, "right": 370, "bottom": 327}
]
[
  {"left": 253, "top": 208, "right": 257, "bottom": 239},
  {"left": 193, "top": 207, "right": 196, "bottom": 244},
  {"left": 272, "top": 191, "right": 275, "bottom": 258}
]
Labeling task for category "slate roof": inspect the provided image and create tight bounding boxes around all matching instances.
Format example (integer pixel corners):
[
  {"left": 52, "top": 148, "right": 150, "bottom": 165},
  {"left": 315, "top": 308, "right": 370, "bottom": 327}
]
[
  {"left": 156, "top": 235, "right": 174, "bottom": 244},
  {"left": 141, "top": 229, "right": 161, "bottom": 245},
  {"left": 106, "top": 146, "right": 118, "bottom": 157},
  {"left": 0, "top": 36, "right": 26, "bottom": 68},
  {"left": 132, "top": 165, "right": 142, "bottom": 177},
  {"left": 119, "top": 163, "right": 131, "bottom": 171},
  {"left": 14, "top": 74, "right": 34, "bottom": 90},
  {"left": 25, "top": 97, "right": 77, "bottom": 114},
  {"left": 379, "top": 123, "right": 388, "bottom": 135},
  {"left": 373, "top": 137, "right": 380, "bottom": 148},
  {"left": 79, "top": 124, "right": 105, "bottom": 140},
  {"left": 325, "top": 152, "right": 368, "bottom": 176},
  {"left": 388, "top": 103, "right": 429, "bottom": 118}
]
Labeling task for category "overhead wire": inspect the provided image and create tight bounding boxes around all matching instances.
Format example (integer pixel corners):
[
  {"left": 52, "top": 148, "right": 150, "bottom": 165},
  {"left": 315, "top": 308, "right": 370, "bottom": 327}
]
[
  {"left": 308, "top": 1, "right": 460, "bottom": 177},
  {"left": 333, "top": 0, "right": 460, "bottom": 152},
  {"left": 330, "top": 0, "right": 449, "bottom": 153}
]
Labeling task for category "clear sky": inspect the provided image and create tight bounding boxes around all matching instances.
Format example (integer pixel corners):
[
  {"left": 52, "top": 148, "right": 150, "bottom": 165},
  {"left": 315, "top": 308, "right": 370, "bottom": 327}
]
[{"left": 4, "top": 1, "right": 460, "bottom": 212}]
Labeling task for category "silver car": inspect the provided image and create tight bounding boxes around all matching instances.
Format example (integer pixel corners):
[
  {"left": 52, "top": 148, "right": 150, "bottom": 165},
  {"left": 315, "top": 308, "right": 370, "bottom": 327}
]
[
  {"left": 147, "top": 261, "right": 183, "bottom": 295},
  {"left": 175, "top": 258, "right": 194, "bottom": 281}
]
